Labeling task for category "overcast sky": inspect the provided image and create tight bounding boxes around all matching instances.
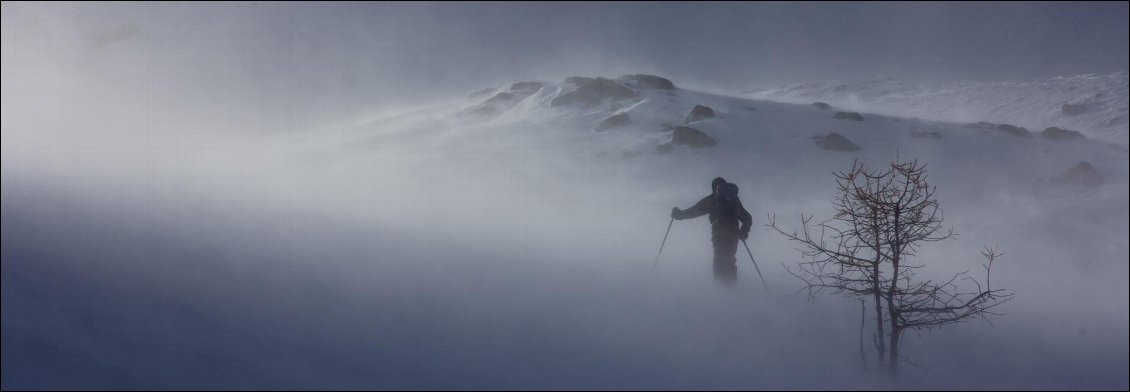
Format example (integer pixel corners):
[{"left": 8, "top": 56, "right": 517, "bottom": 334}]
[{"left": 3, "top": 2, "right": 1128, "bottom": 127}]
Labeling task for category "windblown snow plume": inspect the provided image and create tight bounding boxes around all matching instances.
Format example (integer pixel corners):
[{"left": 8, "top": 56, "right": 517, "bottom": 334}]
[{"left": 750, "top": 73, "right": 1129, "bottom": 146}]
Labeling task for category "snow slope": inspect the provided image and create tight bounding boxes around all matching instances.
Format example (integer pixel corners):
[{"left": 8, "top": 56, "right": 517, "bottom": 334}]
[
  {"left": 3, "top": 74, "right": 1128, "bottom": 389},
  {"left": 748, "top": 72, "right": 1129, "bottom": 147}
]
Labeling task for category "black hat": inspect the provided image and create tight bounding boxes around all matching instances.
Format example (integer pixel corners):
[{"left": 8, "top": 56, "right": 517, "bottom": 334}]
[{"left": 712, "top": 177, "right": 727, "bottom": 191}]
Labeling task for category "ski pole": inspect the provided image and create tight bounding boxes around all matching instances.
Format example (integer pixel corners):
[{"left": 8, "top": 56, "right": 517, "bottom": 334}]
[
  {"left": 652, "top": 217, "right": 675, "bottom": 270},
  {"left": 742, "top": 239, "right": 769, "bottom": 293}
]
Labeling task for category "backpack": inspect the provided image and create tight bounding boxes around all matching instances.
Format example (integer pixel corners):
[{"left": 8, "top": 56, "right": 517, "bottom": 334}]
[{"left": 714, "top": 182, "right": 741, "bottom": 222}]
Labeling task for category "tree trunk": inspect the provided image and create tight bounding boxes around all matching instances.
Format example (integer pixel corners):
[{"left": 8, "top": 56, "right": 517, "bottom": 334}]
[
  {"left": 872, "top": 216, "right": 887, "bottom": 368},
  {"left": 889, "top": 327, "right": 901, "bottom": 375},
  {"left": 859, "top": 300, "right": 868, "bottom": 370},
  {"left": 887, "top": 205, "right": 903, "bottom": 375},
  {"left": 873, "top": 265, "right": 885, "bottom": 367}
]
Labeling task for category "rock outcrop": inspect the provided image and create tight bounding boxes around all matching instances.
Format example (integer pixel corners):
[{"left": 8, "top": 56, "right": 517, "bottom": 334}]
[
  {"left": 486, "top": 92, "right": 514, "bottom": 104},
  {"left": 510, "top": 81, "right": 544, "bottom": 92},
  {"left": 685, "top": 105, "right": 716, "bottom": 123},
  {"left": 813, "top": 132, "right": 861, "bottom": 151},
  {"left": 670, "top": 126, "right": 716, "bottom": 147},
  {"left": 618, "top": 74, "right": 676, "bottom": 90},
  {"left": 594, "top": 112, "right": 631, "bottom": 132},
  {"left": 995, "top": 123, "right": 1031, "bottom": 137},
  {"left": 1052, "top": 161, "right": 1104, "bottom": 188},
  {"left": 1041, "top": 127, "right": 1085, "bottom": 141},
  {"left": 551, "top": 77, "right": 639, "bottom": 107}
]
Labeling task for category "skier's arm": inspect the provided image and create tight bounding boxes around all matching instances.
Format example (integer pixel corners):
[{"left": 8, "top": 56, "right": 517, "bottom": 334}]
[
  {"left": 673, "top": 195, "right": 713, "bottom": 220},
  {"left": 738, "top": 200, "right": 753, "bottom": 237}
]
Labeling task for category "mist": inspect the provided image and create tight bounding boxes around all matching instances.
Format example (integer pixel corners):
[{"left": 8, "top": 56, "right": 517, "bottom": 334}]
[{"left": 3, "top": 2, "right": 1128, "bottom": 390}]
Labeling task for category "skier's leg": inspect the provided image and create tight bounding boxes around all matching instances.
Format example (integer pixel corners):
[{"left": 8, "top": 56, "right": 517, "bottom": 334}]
[{"left": 713, "top": 236, "right": 739, "bottom": 286}]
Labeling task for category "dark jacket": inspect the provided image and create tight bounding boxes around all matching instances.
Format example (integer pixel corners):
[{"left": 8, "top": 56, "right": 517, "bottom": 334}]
[{"left": 673, "top": 194, "right": 752, "bottom": 238}]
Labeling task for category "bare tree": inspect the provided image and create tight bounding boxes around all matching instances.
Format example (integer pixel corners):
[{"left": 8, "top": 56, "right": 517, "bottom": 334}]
[{"left": 769, "top": 158, "right": 1012, "bottom": 375}]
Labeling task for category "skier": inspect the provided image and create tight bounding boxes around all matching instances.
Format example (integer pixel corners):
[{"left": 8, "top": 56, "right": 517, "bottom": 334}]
[{"left": 671, "top": 177, "right": 752, "bottom": 285}]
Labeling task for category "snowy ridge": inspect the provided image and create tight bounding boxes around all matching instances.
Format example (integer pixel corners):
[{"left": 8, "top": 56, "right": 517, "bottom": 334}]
[
  {"left": 335, "top": 74, "right": 1129, "bottom": 266},
  {"left": 747, "top": 72, "right": 1129, "bottom": 146},
  {"left": 345, "top": 73, "right": 1129, "bottom": 188}
]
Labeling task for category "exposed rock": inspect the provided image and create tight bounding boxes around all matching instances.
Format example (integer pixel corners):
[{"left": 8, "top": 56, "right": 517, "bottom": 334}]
[
  {"left": 1041, "top": 127, "right": 1085, "bottom": 141},
  {"left": 469, "top": 87, "right": 497, "bottom": 99},
  {"left": 618, "top": 74, "right": 676, "bottom": 90},
  {"left": 485, "top": 92, "right": 514, "bottom": 104},
  {"left": 995, "top": 123, "right": 1031, "bottom": 137},
  {"left": 684, "top": 105, "right": 716, "bottom": 123},
  {"left": 670, "top": 126, "right": 716, "bottom": 147},
  {"left": 963, "top": 121, "right": 997, "bottom": 130},
  {"left": 655, "top": 143, "right": 674, "bottom": 154},
  {"left": 510, "top": 81, "right": 543, "bottom": 92},
  {"left": 1061, "top": 103, "right": 1088, "bottom": 116},
  {"left": 811, "top": 102, "right": 831, "bottom": 110},
  {"left": 911, "top": 131, "right": 942, "bottom": 139},
  {"left": 594, "top": 112, "right": 631, "bottom": 132},
  {"left": 813, "top": 132, "right": 861, "bottom": 151},
  {"left": 565, "top": 76, "right": 595, "bottom": 85},
  {"left": 834, "top": 111, "right": 864, "bottom": 121},
  {"left": 466, "top": 84, "right": 541, "bottom": 117},
  {"left": 551, "top": 77, "right": 639, "bottom": 107},
  {"left": 1053, "top": 161, "right": 1104, "bottom": 188}
]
